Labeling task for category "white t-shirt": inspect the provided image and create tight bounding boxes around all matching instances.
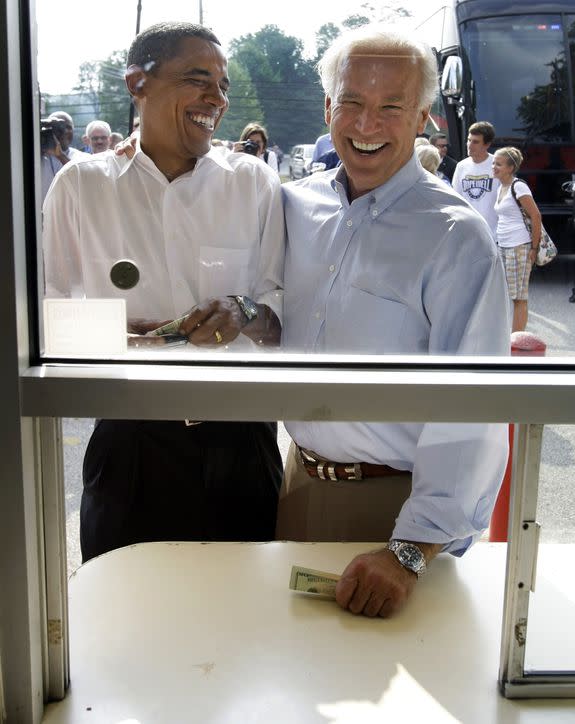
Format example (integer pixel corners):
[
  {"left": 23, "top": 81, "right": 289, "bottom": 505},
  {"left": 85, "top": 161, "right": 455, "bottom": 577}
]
[
  {"left": 494, "top": 179, "right": 533, "bottom": 248},
  {"left": 452, "top": 154, "right": 499, "bottom": 236}
]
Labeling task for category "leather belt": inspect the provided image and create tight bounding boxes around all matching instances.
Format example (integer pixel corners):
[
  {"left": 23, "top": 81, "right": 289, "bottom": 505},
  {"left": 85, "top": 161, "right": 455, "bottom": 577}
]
[{"left": 298, "top": 447, "right": 410, "bottom": 482}]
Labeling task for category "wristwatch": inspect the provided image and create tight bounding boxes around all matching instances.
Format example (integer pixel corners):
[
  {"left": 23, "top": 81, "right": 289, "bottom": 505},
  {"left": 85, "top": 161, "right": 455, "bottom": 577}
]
[
  {"left": 231, "top": 295, "right": 258, "bottom": 325},
  {"left": 387, "top": 540, "right": 427, "bottom": 577}
]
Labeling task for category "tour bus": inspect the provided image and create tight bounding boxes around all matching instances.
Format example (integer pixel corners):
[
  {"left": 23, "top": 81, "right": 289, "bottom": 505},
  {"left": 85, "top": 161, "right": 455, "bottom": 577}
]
[{"left": 416, "top": 0, "right": 575, "bottom": 252}]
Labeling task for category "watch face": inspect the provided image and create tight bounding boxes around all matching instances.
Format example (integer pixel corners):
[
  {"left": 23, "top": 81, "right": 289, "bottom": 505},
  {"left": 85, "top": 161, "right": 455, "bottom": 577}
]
[{"left": 395, "top": 543, "right": 425, "bottom": 575}]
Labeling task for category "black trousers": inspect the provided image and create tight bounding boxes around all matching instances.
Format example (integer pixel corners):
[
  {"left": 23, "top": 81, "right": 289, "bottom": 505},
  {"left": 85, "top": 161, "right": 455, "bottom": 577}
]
[{"left": 80, "top": 420, "right": 282, "bottom": 562}]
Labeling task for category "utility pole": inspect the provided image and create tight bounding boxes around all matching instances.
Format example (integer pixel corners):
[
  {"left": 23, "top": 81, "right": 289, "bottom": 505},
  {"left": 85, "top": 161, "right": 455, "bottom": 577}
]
[
  {"left": 128, "top": 0, "right": 143, "bottom": 134},
  {"left": 199, "top": 0, "right": 204, "bottom": 25}
]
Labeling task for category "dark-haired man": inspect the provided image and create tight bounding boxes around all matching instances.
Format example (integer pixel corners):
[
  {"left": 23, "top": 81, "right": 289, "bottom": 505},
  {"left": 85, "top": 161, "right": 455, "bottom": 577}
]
[
  {"left": 43, "top": 22, "right": 285, "bottom": 561},
  {"left": 452, "top": 121, "right": 499, "bottom": 236},
  {"left": 429, "top": 132, "right": 456, "bottom": 182}
]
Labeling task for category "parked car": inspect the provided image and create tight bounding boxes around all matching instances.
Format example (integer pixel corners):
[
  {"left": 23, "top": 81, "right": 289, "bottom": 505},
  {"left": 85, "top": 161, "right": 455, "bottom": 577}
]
[{"left": 288, "top": 144, "right": 315, "bottom": 180}]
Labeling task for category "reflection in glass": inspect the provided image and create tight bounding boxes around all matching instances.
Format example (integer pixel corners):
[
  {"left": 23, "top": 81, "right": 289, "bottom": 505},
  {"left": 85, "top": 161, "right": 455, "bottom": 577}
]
[
  {"left": 524, "top": 424, "right": 575, "bottom": 673},
  {"left": 461, "top": 15, "right": 569, "bottom": 143}
]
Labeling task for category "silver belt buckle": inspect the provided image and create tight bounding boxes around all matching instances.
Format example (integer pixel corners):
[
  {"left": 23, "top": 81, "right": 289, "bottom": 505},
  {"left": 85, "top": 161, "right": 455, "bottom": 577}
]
[
  {"left": 184, "top": 420, "right": 203, "bottom": 426},
  {"left": 343, "top": 464, "right": 362, "bottom": 481}
]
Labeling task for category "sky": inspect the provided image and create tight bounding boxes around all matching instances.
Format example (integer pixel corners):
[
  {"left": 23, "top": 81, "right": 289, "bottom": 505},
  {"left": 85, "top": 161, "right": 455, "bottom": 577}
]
[{"left": 35, "top": 0, "right": 440, "bottom": 95}]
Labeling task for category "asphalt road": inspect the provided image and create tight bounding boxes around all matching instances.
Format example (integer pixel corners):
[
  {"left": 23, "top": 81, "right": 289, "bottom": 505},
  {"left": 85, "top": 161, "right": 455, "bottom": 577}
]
[{"left": 61, "top": 255, "right": 575, "bottom": 575}]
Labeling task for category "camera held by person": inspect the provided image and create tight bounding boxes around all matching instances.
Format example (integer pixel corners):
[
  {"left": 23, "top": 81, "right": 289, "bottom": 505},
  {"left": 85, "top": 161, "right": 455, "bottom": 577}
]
[
  {"left": 40, "top": 117, "right": 67, "bottom": 154},
  {"left": 241, "top": 139, "right": 260, "bottom": 156}
]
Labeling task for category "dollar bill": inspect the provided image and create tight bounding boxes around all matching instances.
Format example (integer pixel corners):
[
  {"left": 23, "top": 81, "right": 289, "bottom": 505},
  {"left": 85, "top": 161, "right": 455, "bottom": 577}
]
[
  {"left": 149, "top": 314, "right": 190, "bottom": 336},
  {"left": 289, "top": 565, "right": 340, "bottom": 599}
]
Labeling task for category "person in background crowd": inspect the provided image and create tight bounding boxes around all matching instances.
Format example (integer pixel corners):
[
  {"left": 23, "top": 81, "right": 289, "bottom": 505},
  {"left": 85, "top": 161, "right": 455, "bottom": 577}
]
[
  {"left": 312, "top": 131, "right": 334, "bottom": 163},
  {"left": 269, "top": 144, "right": 284, "bottom": 166},
  {"left": 43, "top": 21, "right": 285, "bottom": 562},
  {"left": 49, "top": 111, "right": 89, "bottom": 161},
  {"left": 85, "top": 120, "right": 112, "bottom": 153},
  {"left": 416, "top": 143, "right": 450, "bottom": 184},
  {"left": 277, "top": 25, "right": 509, "bottom": 619},
  {"left": 429, "top": 132, "right": 456, "bottom": 182},
  {"left": 109, "top": 131, "right": 124, "bottom": 148},
  {"left": 452, "top": 121, "right": 499, "bottom": 238},
  {"left": 413, "top": 136, "right": 429, "bottom": 147},
  {"left": 493, "top": 146, "right": 542, "bottom": 332},
  {"left": 235, "top": 122, "right": 279, "bottom": 172}
]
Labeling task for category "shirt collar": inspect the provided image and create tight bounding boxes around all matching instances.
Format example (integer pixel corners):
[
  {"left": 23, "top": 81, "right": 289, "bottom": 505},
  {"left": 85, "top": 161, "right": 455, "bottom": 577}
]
[
  {"left": 118, "top": 136, "right": 234, "bottom": 179},
  {"left": 331, "top": 152, "right": 426, "bottom": 212}
]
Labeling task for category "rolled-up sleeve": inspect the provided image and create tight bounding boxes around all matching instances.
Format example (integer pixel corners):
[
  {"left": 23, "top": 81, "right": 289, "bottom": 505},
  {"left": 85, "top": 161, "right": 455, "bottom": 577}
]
[{"left": 393, "top": 227, "right": 511, "bottom": 554}]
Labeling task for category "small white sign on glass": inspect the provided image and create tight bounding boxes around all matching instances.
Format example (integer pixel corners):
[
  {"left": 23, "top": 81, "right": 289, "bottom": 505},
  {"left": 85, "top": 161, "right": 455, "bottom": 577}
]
[{"left": 43, "top": 298, "right": 127, "bottom": 356}]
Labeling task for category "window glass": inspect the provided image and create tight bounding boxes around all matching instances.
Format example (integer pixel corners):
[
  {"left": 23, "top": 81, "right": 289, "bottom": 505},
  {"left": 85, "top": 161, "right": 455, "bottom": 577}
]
[
  {"left": 461, "top": 15, "right": 570, "bottom": 143},
  {"left": 523, "top": 423, "right": 575, "bottom": 673},
  {"left": 36, "top": 2, "right": 575, "bottom": 362}
]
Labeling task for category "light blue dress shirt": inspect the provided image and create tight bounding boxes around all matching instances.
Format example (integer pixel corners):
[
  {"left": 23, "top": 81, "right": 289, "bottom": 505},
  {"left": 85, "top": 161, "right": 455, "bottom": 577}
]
[{"left": 282, "top": 153, "right": 510, "bottom": 554}]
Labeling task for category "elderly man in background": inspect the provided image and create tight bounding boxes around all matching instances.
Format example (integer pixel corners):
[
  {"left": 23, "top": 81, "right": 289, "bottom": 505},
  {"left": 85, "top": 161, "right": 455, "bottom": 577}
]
[
  {"left": 277, "top": 26, "right": 510, "bottom": 618},
  {"left": 85, "top": 119, "right": 112, "bottom": 153}
]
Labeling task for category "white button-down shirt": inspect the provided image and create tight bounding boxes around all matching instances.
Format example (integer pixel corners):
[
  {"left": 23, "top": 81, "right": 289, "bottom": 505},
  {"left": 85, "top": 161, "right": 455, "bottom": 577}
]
[
  {"left": 43, "top": 144, "right": 284, "bottom": 348},
  {"left": 282, "top": 154, "right": 510, "bottom": 554}
]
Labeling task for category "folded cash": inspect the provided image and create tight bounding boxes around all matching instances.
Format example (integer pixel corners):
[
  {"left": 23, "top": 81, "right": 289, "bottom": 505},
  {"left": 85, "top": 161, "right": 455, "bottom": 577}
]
[
  {"left": 289, "top": 565, "right": 340, "bottom": 599},
  {"left": 149, "top": 314, "right": 190, "bottom": 336}
]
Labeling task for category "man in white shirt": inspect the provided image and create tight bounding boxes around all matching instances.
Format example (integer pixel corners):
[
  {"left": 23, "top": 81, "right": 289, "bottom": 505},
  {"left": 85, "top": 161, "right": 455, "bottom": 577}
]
[
  {"left": 277, "top": 26, "right": 509, "bottom": 618},
  {"left": 452, "top": 121, "right": 500, "bottom": 236},
  {"left": 43, "top": 22, "right": 285, "bottom": 561}
]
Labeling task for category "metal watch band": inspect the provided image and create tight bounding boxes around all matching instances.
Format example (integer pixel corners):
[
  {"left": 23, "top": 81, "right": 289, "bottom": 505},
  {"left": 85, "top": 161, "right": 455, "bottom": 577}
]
[{"left": 388, "top": 540, "right": 427, "bottom": 577}]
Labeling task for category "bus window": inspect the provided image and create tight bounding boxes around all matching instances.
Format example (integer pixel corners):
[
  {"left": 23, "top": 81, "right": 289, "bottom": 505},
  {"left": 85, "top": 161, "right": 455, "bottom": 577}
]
[{"left": 461, "top": 15, "right": 570, "bottom": 143}]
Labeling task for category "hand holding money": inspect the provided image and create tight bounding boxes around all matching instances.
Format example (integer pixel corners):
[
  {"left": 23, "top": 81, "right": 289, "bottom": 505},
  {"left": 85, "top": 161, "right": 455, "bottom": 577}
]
[{"left": 289, "top": 565, "right": 340, "bottom": 600}]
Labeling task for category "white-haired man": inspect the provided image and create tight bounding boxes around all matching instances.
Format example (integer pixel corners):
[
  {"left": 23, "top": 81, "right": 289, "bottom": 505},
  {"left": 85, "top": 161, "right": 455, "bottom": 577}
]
[
  {"left": 85, "top": 119, "right": 112, "bottom": 153},
  {"left": 277, "top": 26, "right": 510, "bottom": 618}
]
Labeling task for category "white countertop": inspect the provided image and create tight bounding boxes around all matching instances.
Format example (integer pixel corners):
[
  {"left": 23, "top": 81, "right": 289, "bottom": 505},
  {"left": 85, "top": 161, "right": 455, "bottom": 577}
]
[{"left": 43, "top": 541, "right": 575, "bottom": 723}]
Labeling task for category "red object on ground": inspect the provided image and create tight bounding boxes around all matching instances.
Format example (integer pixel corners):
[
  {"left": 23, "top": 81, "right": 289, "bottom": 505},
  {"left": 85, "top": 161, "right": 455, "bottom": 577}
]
[{"left": 488, "top": 332, "right": 547, "bottom": 542}]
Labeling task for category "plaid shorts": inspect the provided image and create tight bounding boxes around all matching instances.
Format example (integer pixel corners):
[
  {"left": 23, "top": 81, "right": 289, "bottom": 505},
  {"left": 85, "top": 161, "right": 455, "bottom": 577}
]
[{"left": 499, "top": 243, "right": 532, "bottom": 300}]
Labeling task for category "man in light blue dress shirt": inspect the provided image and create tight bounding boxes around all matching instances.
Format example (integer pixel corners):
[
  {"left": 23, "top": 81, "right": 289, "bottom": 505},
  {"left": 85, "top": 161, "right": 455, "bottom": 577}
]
[{"left": 277, "top": 26, "right": 510, "bottom": 618}]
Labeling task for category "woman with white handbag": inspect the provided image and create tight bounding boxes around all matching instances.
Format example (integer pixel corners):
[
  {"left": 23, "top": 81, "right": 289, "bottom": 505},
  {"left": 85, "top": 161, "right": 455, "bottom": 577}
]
[{"left": 492, "top": 146, "right": 551, "bottom": 332}]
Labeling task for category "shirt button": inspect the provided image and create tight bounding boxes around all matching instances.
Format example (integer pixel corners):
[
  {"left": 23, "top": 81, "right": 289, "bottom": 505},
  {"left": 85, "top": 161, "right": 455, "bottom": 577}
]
[
  {"left": 329, "top": 264, "right": 335, "bottom": 272},
  {"left": 346, "top": 219, "right": 353, "bottom": 227},
  {"left": 372, "top": 209, "right": 378, "bottom": 217}
]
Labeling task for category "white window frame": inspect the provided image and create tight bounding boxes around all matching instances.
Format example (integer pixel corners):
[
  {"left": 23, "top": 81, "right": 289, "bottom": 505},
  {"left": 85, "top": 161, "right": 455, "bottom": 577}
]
[{"left": 1, "top": 1, "right": 574, "bottom": 720}]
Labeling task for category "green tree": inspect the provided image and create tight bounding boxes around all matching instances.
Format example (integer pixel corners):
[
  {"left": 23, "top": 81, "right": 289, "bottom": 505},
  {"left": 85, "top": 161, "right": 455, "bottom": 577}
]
[
  {"left": 74, "top": 50, "right": 131, "bottom": 135},
  {"left": 228, "top": 25, "right": 325, "bottom": 149},
  {"left": 315, "top": 23, "right": 341, "bottom": 62},
  {"left": 216, "top": 59, "right": 264, "bottom": 142},
  {"left": 343, "top": 2, "right": 411, "bottom": 26}
]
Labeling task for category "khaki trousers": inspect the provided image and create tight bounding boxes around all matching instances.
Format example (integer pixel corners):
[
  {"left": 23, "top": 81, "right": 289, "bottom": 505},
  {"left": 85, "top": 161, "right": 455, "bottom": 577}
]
[{"left": 275, "top": 442, "right": 413, "bottom": 542}]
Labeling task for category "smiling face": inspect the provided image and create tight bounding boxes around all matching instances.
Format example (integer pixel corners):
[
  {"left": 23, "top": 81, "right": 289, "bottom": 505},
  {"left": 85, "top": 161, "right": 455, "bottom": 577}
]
[
  {"left": 131, "top": 35, "right": 229, "bottom": 176},
  {"left": 492, "top": 152, "right": 514, "bottom": 184},
  {"left": 325, "top": 53, "right": 430, "bottom": 200},
  {"left": 89, "top": 126, "right": 110, "bottom": 154}
]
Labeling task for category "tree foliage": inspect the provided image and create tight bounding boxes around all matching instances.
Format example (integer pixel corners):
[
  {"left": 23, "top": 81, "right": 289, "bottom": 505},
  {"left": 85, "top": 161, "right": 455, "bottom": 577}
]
[
  {"left": 56, "top": 3, "right": 414, "bottom": 152},
  {"left": 73, "top": 50, "right": 131, "bottom": 135},
  {"left": 228, "top": 25, "right": 326, "bottom": 149},
  {"left": 215, "top": 59, "right": 264, "bottom": 141}
]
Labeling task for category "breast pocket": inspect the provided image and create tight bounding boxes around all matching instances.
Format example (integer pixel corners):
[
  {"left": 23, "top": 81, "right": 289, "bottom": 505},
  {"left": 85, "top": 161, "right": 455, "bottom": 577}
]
[
  {"left": 199, "top": 246, "right": 252, "bottom": 300},
  {"left": 332, "top": 286, "right": 407, "bottom": 353}
]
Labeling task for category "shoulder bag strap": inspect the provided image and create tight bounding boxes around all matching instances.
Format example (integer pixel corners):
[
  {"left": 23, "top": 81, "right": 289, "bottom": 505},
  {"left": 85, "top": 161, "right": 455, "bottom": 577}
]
[{"left": 510, "top": 178, "right": 532, "bottom": 234}]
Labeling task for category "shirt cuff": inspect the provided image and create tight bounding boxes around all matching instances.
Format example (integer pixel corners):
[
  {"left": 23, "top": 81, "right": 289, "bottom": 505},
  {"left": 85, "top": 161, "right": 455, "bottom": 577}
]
[{"left": 255, "top": 289, "right": 283, "bottom": 324}]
